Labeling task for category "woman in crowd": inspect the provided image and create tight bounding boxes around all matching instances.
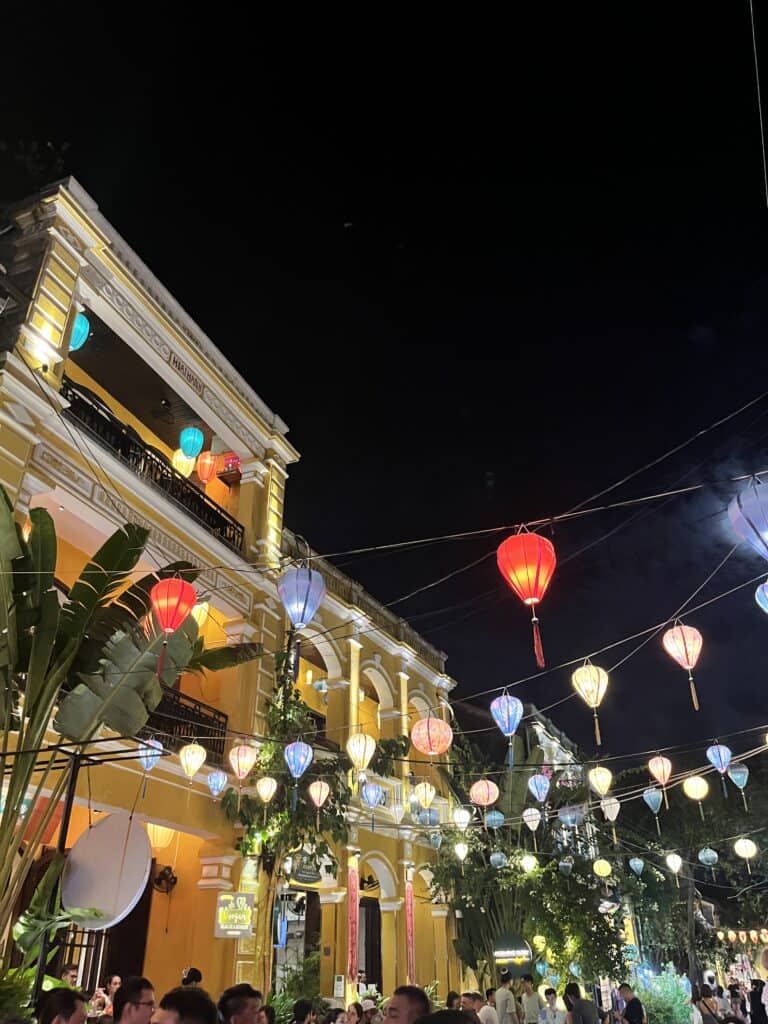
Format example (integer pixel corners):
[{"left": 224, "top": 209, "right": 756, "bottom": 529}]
[
  {"left": 90, "top": 973, "right": 121, "bottom": 1016},
  {"left": 349, "top": 1002, "right": 365, "bottom": 1024}
]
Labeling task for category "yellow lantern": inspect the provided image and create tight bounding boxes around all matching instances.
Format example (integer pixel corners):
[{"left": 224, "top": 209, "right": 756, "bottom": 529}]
[
  {"left": 682, "top": 775, "right": 709, "bottom": 820},
  {"left": 308, "top": 779, "right": 330, "bottom": 828},
  {"left": 727, "top": 930, "right": 737, "bottom": 943},
  {"left": 146, "top": 823, "right": 174, "bottom": 850},
  {"left": 588, "top": 766, "right": 613, "bottom": 796},
  {"left": 414, "top": 781, "right": 436, "bottom": 809},
  {"left": 191, "top": 602, "right": 209, "bottom": 629},
  {"left": 346, "top": 733, "right": 376, "bottom": 776},
  {"left": 532, "top": 934, "right": 547, "bottom": 952},
  {"left": 256, "top": 776, "right": 278, "bottom": 804},
  {"left": 454, "top": 841, "right": 469, "bottom": 862},
  {"left": 521, "top": 854, "right": 538, "bottom": 873},
  {"left": 172, "top": 449, "right": 196, "bottom": 478},
  {"left": 593, "top": 858, "right": 612, "bottom": 878},
  {"left": 666, "top": 852, "right": 683, "bottom": 887},
  {"left": 179, "top": 742, "right": 206, "bottom": 778},
  {"left": 716, "top": 930, "right": 725, "bottom": 941},
  {"left": 734, "top": 837, "right": 758, "bottom": 874},
  {"left": 571, "top": 662, "right": 609, "bottom": 745}
]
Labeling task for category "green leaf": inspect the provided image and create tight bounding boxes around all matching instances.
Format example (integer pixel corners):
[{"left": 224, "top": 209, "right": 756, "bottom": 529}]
[
  {"left": 25, "top": 589, "right": 60, "bottom": 714},
  {"left": 186, "top": 641, "right": 263, "bottom": 674},
  {"left": 27, "top": 507, "right": 57, "bottom": 607}
]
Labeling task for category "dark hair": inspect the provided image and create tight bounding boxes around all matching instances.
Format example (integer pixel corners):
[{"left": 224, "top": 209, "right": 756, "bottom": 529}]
[
  {"left": 563, "top": 983, "right": 582, "bottom": 1009},
  {"left": 701, "top": 984, "right": 713, "bottom": 999},
  {"left": 182, "top": 967, "right": 203, "bottom": 986},
  {"left": 293, "top": 999, "right": 314, "bottom": 1023},
  {"left": 159, "top": 987, "right": 217, "bottom": 1024},
  {"left": 393, "top": 987, "right": 430, "bottom": 1020},
  {"left": 461, "top": 993, "right": 475, "bottom": 1001},
  {"left": 485, "top": 990, "right": 495, "bottom": 1001},
  {"left": 717, "top": 987, "right": 724, "bottom": 997},
  {"left": 544, "top": 989, "right": 556, "bottom": 998},
  {"left": 350, "top": 1003, "right": 365, "bottom": 1020},
  {"left": 263, "top": 1006, "right": 277, "bottom": 1024},
  {"left": 38, "top": 988, "right": 86, "bottom": 1024},
  {"left": 618, "top": 984, "right": 633, "bottom": 993},
  {"left": 60, "top": 963, "right": 78, "bottom": 976},
  {"left": 219, "top": 985, "right": 262, "bottom": 1023},
  {"left": 521, "top": 975, "right": 533, "bottom": 984},
  {"left": 113, "top": 977, "right": 154, "bottom": 1021},
  {"left": 325, "top": 1010, "right": 345, "bottom": 1024},
  {"left": 103, "top": 973, "right": 121, "bottom": 988},
  {"left": 498, "top": 974, "right": 511, "bottom": 987},
  {"left": 446, "top": 993, "right": 461, "bottom": 1008}
]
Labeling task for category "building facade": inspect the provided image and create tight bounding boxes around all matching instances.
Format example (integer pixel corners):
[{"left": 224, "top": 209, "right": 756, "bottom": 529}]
[{"left": 0, "top": 178, "right": 461, "bottom": 1001}]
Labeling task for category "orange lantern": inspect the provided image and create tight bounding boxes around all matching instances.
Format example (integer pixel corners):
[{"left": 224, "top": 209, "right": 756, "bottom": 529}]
[
  {"left": 196, "top": 451, "right": 218, "bottom": 484},
  {"left": 648, "top": 755, "right": 673, "bottom": 809},
  {"left": 410, "top": 716, "right": 453, "bottom": 756},
  {"left": 151, "top": 578, "right": 197, "bottom": 634},
  {"left": 497, "top": 532, "right": 556, "bottom": 668},
  {"left": 662, "top": 622, "right": 703, "bottom": 711},
  {"left": 469, "top": 779, "right": 500, "bottom": 807}
]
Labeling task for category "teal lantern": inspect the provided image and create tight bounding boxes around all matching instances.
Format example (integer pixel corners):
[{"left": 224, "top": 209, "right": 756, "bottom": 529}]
[
  {"left": 643, "top": 787, "right": 663, "bottom": 835},
  {"left": 535, "top": 962, "right": 548, "bottom": 977},
  {"left": 728, "top": 762, "right": 750, "bottom": 810},
  {"left": 490, "top": 851, "right": 508, "bottom": 869},
  {"left": 558, "top": 856, "right": 574, "bottom": 877},
  {"left": 180, "top": 427, "right": 204, "bottom": 458},
  {"left": 429, "top": 832, "right": 443, "bottom": 850},
  {"left": 486, "top": 810, "right": 505, "bottom": 830},
  {"left": 69, "top": 312, "right": 91, "bottom": 352},
  {"left": 629, "top": 857, "right": 645, "bottom": 877}
]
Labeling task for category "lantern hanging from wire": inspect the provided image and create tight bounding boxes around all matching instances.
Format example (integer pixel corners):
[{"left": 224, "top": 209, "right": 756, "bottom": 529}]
[
  {"left": 490, "top": 691, "right": 524, "bottom": 766},
  {"left": 256, "top": 775, "right": 278, "bottom": 822},
  {"left": 69, "top": 312, "right": 91, "bottom": 352},
  {"left": 593, "top": 858, "right": 612, "bottom": 879},
  {"left": 455, "top": 842, "right": 469, "bottom": 867},
  {"left": 361, "top": 781, "right": 385, "bottom": 830},
  {"left": 629, "top": 857, "right": 645, "bottom": 877},
  {"left": 648, "top": 755, "right": 673, "bottom": 809},
  {"left": 414, "top": 781, "right": 436, "bottom": 809},
  {"left": 755, "top": 582, "right": 768, "bottom": 614},
  {"left": 489, "top": 850, "right": 507, "bottom": 869},
  {"left": 229, "top": 744, "right": 258, "bottom": 808},
  {"left": 179, "top": 426, "right": 204, "bottom": 458},
  {"left": 600, "top": 796, "right": 621, "bottom": 846},
  {"left": 146, "top": 823, "right": 175, "bottom": 851},
  {"left": 666, "top": 852, "right": 683, "bottom": 887},
  {"left": 643, "top": 787, "right": 663, "bottom": 835},
  {"left": 429, "top": 832, "right": 443, "bottom": 850},
  {"left": 346, "top": 733, "right": 376, "bottom": 786},
  {"left": 521, "top": 853, "right": 538, "bottom": 873},
  {"left": 588, "top": 766, "right": 613, "bottom": 797},
  {"left": 410, "top": 715, "right": 453, "bottom": 756},
  {"left": 138, "top": 738, "right": 162, "bottom": 799},
  {"left": 496, "top": 532, "right": 556, "bottom": 668},
  {"left": 277, "top": 565, "right": 326, "bottom": 629},
  {"left": 522, "top": 806, "right": 541, "bottom": 851},
  {"left": 469, "top": 779, "right": 499, "bottom": 810},
  {"left": 682, "top": 775, "right": 709, "bottom": 820},
  {"left": 734, "top": 837, "right": 758, "bottom": 874},
  {"left": 196, "top": 452, "right": 218, "bottom": 485},
  {"left": 308, "top": 779, "right": 331, "bottom": 830},
  {"left": 571, "top": 661, "right": 609, "bottom": 745},
  {"left": 453, "top": 807, "right": 472, "bottom": 832},
  {"left": 698, "top": 846, "right": 719, "bottom": 880},
  {"left": 728, "top": 480, "right": 768, "bottom": 561},
  {"left": 207, "top": 769, "right": 228, "bottom": 800},
  {"left": 150, "top": 578, "right": 197, "bottom": 677},
  {"left": 662, "top": 622, "right": 703, "bottom": 711},
  {"left": 172, "top": 449, "right": 196, "bottom": 478},
  {"left": 486, "top": 810, "right": 504, "bottom": 830},
  {"left": 528, "top": 773, "right": 550, "bottom": 804},
  {"left": 284, "top": 741, "right": 313, "bottom": 780},
  {"left": 419, "top": 809, "right": 439, "bottom": 827},
  {"left": 179, "top": 743, "right": 206, "bottom": 804},
  {"left": 707, "top": 742, "right": 733, "bottom": 797},
  {"left": 191, "top": 602, "right": 209, "bottom": 630},
  {"left": 559, "top": 855, "right": 574, "bottom": 877},
  {"left": 727, "top": 762, "right": 750, "bottom": 810}
]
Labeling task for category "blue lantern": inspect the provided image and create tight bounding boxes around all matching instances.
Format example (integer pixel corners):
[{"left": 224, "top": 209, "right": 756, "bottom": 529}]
[
  {"left": 207, "top": 769, "right": 228, "bottom": 798},
  {"left": 490, "top": 692, "right": 523, "bottom": 766},
  {"left": 558, "top": 805, "right": 585, "bottom": 828},
  {"left": 706, "top": 743, "right": 732, "bottom": 774},
  {"left": 728, "top": 762, "right": 750, "bottom": 810},
  {"left": 729, "top": 483, "right": 768, "bottom": 561},
  {"left": 361, "top": 781, "right": 385, "bottom": 831},
  {"left": 559, "top": 856, "right": 574, "bottom": 876},
  {"left": 179, "top": 426, "right": 204, "bottom": 458},
  {"left": 138, "top": 738, "right": 162, "bottom": 772},
  {"left": 643, "top": 787, "right": 663, "bottom": 834},
  {"left": 548, "top": 974, "right": 561, "bottom": 987},
  {"left": 486, "top": 810, "right": 505, "bottom": 830},
  {"left": 429, "top": 832, "right": 443, "bottom": 850},
  {"left": 698, "top": 847, "right": 718, "bottom": 867},
  {"left": 277, "top": 566, "right": 327, "bottom": 629},
  {"left": 284, "top": 740, "right": 313, "bottom": 780},
  {"left": 419, "top": 809, "right": 440, "bottom": 827},
  {"left": 629, "top": 857, "right": 645, "bottom": 877},
  {"left": 528, "top": 774, "right": 550, "bottom": 804},
  {"left": 489, "top": 851, "right": 508, "bottom": 869},
  {"left": 569, "top": 963, "right": 581, "bottom": 978},
  {"left": 535, "top": 962, "right": 548, "bottom": 977},
  {"left": 755, "top": 582, "right": 768, "bottom": 614},
  {"left": 69, "top": 312, "right": 91, "bottom": 352}
]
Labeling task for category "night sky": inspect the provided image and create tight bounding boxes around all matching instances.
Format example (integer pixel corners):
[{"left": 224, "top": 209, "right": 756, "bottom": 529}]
[{"left": 3, "top": 9, "right": 768, "bottom": 756}]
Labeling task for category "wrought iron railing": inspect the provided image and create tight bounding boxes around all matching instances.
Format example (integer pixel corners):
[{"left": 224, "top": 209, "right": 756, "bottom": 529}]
[
  {"left": 60, "top": 376, "right": 245, "bottom": 554},
  {"left": 141, "top": 688, "right": 228, "bottom": 767}
]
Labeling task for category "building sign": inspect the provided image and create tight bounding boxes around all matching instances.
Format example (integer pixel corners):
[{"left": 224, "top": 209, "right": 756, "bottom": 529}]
[
  {"left": 291, "top": 851, "right": 323, "bottom": 887},
  {"left": 214, "top": 892, "right": 254, "bottom": 938},
  {"left": 347, "top": 861, "right": 359, "bottom": 983},
  {"left": 493, "top": 933, "right": 532, "bottom": 977},
  {"left": 170, "top": 352, "right": 205, "bottom": 396}
]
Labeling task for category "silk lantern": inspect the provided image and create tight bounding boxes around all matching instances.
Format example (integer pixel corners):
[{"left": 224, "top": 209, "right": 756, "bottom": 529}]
[
  {"left": 469, "top": 779, "right": 499, "bottom": 807},
  {"left": 309, "top": 779, "right": 331, "bottom": 829},
  {"left": 629, "top": 857, "right": 645, "bottom": 877},
  {"left": 522, "top": 806, "right": 541, "bottom": 852},
  {"left": 191, "top": 601, "right": 209, "bottom": 630},
  {"left": 662, "top": 622, "right": 703, "bottom": 711},
  {"left": 138, "top": 738, "right": 162, "bottom": 773},
  {"left": 558, "top": 806, "right": 585, "bottom": 828},
  {"left": 588, "top": 766, "right": 613, "bottom": 796},
  {"left": 256, "top": 776, "right": 278, "bottom": 822},
  {"left": 346, "top": 733, "right": 376, "bottom": 786},
  {"left": 707, "top": 742, "right": 733, "bottom": 797},
  {"left": 361, "top": 782, "right": 384, "bottom": 830},
  {"left": 414, "top": 781, "right": 436, "bottom": 809},
  {"left": 411, "top": 715, "right": 453, "bottom": 756},
  {"left": 419, "top": 809, "right": 439, "bottom": 827},
  {"left": 179, "top": 742, "right": 206, "bottom": 793},
  {"left": 69, "top": 312, "right": 91, "bottom": 352},
  {"left": 648, "top": 755, "right": 673, "bottom": 809},
  {"left": 207, "top": 769, "right": 228, "bottom": 799},
  {"left": 455, "top": 842, "right": 469, "bottom": 864},
  {"left": 571, "top": 661, "right": 609, "bottom": 745},
  {"left": 429, "top": 832, "right": 443, "bottom": 850},
  {"left": 734, "top": 837, "right": 758, "bottom": 874},
  {"left": 196, "top": 451, "right": 218, "bottom": 484},
  {"left": 172, "top": 449, "right": 196, "bottom": 477},
  {"left": 601, "top": 796, "right": 621, "bottom": 846},
  {"left": 146, "top": 823, "right": 175, "bottom": 850},
  {"left": 229, "top": 744, "right": 258, "bottom": 808},
  {"left": 490, "top": 850, "right": 507, "bottom": 869},
  {"left": 683, "top": 775, "right": 709, "bottom": 820},
  {"left": 593, "top": 858, "right": 612, "bottom": 879},
  {"left": 496, "top": 532, "right": 556, "bottom": 668},
  {"left": 729, "top": 481, "right": 768, "bottom": 561},
  {"left": 179, "top": 426, "right": 204, "bottom": 458},
  {"left": 277, "top": 566, "right": 326, "bottom": 629},
  {"left": 151, "top": 578, "right": 197, "bottom": 635},
  {"left": 698, "top": 847, "right": 719, "bottom": 880},
  {"left": 528, "top": 774, "right": 550, "bottom": 804},
  {"left": 666, "top": 852, "right": 683, "bottom": 887},
  {"left": 453, "top": 807, "right": 472, "bottom": 832},
  {"left": 490, "top": 691, "right": 524, "bottom": 766},
  {"left": 559, "top": 856, "right": 574, "bottom": 877},
  {"left": 643, "top": 787, "right": 663, "bottom": 835},
  {"left": 521, "top": 854, "right": 538, "bottom": 873},
  {"left": 284, "top": 741, "right": 313, "bottom": 780},
  {"left": 486, "top": 810, "right": 505, "bottom": 829},
  {"left": 728, "top": 762, "right": 750, "bottom": 810}
]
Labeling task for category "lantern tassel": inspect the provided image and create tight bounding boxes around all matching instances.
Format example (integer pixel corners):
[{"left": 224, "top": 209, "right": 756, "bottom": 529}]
[
  {"left": 291, "top": 785, "right": 298, "bottom": 812},
  {"left": 142, "top": 775, "right": 148, "bottom": 800},
  {"left": 612, "top": 825, "right": 617, "bottom": 847},
  {"left": 316, "top": 808, "right": 320, "bottom": 832},
  {"left": 721, "top": 776, "right": 728, "bottom": 800},
  {"left": 157, "top": 639, "right": 168, "bottom": 680},
  {"left": 698, "top": 801, "right": 705, "bottom": 822},
  {"left": 742, "top": 791, "right": 749, "bottom": 812},
  {"left": 673, "top": 872, "right": 679, "bottom": 889},
  {"left": 507, "top": 737, "right": 514, "bottom": 768},
  {"left": 533, "top": 833, "right": 537, "bottom": 853},
  {"left": 531, "top": 611, "right": 545, "bottom": 669},
  {"left": 593, "top": 709, "right": 602, "bottom": 747},
  {"left": 662, "top": 785, "right": 669, "bottom": 810},
  {"left": 688, "top": 672, "right": 700, "bottom": 711},
  {"left": 655, "top": 815, "right": 661, "bottom": 836}
]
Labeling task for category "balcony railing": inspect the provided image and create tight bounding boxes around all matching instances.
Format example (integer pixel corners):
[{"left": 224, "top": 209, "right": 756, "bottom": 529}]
[
  {"left": 140, "top": 687, "right": 228, "bottom": 767},
  {"left": 60, "top": 376, "right": 245, "bottom": 554}
]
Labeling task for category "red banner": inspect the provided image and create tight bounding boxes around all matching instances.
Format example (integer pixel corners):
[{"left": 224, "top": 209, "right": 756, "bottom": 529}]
[
  {"left": 405, "top": 879, "right": 416, "bottom": 984},
  {"left": 347, "top": 861, "right": 359, "bottom": 983}
]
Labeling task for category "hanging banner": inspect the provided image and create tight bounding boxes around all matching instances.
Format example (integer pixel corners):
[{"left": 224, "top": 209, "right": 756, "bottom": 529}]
[
  {"left": 405, "top": 878, "right": 416, "bottom": 984},
  {"left": 214, "top": 892, "right": 254, "bottom": 938},
  {"left": 347, "top": 861, "right": 359, "bottom": 982}
]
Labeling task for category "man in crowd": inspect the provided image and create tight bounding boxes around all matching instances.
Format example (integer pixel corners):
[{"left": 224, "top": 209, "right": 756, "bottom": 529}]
[
  {"left": 494, "top": 971, "right": 519, "bottom": 1024},
  {"left": 616, "top": 983, "right": 646, "bottom": 1024},
  {"left": 386, "top": 985, "right": 431, "bottom": 1024},
  {"left": 59, "top": 964, "right": 79, "bottom": 988},
  {"left": 291, "top": 1000, "right": 317, "bottom": 1024},
  {"left": 462, "top": 991, "right": 498, "bottom": 1024},
  {"left": 519, "top": 976, "right": 544, "bottom": 1024},
  {"left": 153, "top": 986, "right": 218, "bottom": 1024},
  {"left": 218, "top": 984, "right": 262, "bottom": 1024},
  {"left": 37, "top": 988, "right": 87, "bottom": 1024},
  {"left": 113, "top": 976, "right": 156, "bottom": 1024}
]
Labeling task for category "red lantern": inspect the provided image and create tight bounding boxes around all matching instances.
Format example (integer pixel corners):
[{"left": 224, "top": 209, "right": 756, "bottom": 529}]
[
  {"left": 410, "top": 716, "right": 453, "bottom": 756},
  {"left": 196, "top": 451, "right": 218, "bottom": 484},
  {"left": 497, "top": 533, "right": 556, "bottom": 668},
  {"left": 150, "top": 578, "right": 197, "bottom": 634}
]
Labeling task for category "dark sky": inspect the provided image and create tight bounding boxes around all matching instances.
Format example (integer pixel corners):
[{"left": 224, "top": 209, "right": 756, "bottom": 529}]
[{"left": 4, "top": 9, "right": 768, "bottom": 756}]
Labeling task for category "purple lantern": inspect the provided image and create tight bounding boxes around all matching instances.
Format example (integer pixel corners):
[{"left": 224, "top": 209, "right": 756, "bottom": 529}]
[
  {"left": 277, "top": 566, "right": 326, "bottom": 629},
  {"left": 207, "top": 769, "right": 228, "bottom": 798},
  {"left": 706, "top": 743, "right": 732, "bottom": 773},
  {"left": 729, "top": 482, "right": 768, "bottom": 561},
  {"left": 361, "top": 781, "right": 385, "bottom": 831},
  {"left": 491, "top": 692, "right": 524, "bottom": 766},
  {"left": 528, "top": 774, "right": 550, "bottom": 804},
  {"left": 284, "top": 740, "right": 313, "bottom": 780}
]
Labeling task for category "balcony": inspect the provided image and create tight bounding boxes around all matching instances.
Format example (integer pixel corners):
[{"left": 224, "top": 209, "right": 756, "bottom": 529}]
[
  {"left": 140, "top": 687, "right": 228, "bottom": 768},
  {"left": 60, "top": 375, "right": 244, "bottom": 554}
]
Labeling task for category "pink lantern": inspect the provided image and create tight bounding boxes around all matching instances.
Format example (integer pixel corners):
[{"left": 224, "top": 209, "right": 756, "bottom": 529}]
[
  {"left": 469, "top": 780, "right": 500, "bottom": 807},
  {"left": 648, "top": 754, "right": 673, "bottom": 809},
  {"left": 229, "top": 745, "right": 258, "bottom": 781},
  {"left": 410, "top": 716, "right": 453, "bottom": 756},
  {"left": 662, "top": 622, "right": 703, "bottom": 711}
]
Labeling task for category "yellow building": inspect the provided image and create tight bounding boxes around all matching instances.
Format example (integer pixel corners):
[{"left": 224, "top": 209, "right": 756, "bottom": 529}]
[{"left": 0, "top": 178, "right": 462, "bottom": 1001}]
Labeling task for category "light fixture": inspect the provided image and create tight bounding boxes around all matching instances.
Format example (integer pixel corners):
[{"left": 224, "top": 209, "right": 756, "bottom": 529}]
[
  {"left": 682, "top": 775, "right": 709, "bottom": 820},
  {"left": 146, "top": 823, "right": 174, "bottom": 850},
  {"left": 256, "top": 777, "right": 278, "bottom": 804},
  {"left": 454, "top": 841, "right": 469, "bottom": 862},
  {"left": 452, "top": 807, "right": 472, "bottom": 831},
  {"left": 179, "top": 427, "right": 204, "bottom": 458},
  {"left": 521, "top": 854, "right": 538, "bottom": 873},
  {"left": 179, "top": 742, "right": 206, "bottom": 778},
  {"left": 665, "top": 852, "right": 683, "bottom": 886},
  {"left": 277, "top": 565, "right": 326, "bottom": 629},
  {"left": 571, "top": 661, "right": 609, "bottom": 744},
  {"left": 414, "top": 781, "right": 436, "bottom": 809},
  {"left": 734, "top": 837, "right": 758, "bottom": 874},
  {"left": 207, "top": 770, "right": 228, "bottom": 799},
  {"left": 588, "top": 766, "right": 613, "bottom": 796},
  {"left": 191, "top": 602, "right": 209, "bottom": 629},
  {"left": 410, "top": 715, "right": 453, "bottom": 756},
  {"left": 593, "top": 858, "right": 612, "bottom": 878},
  {"left": 69, "top": 312, "right": 91, "bottom": 352},
  {"left": 172, "top": 449, "right": 197, "bottom": 478}
]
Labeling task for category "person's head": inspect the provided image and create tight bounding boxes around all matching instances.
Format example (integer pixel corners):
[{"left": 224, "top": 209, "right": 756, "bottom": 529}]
[
  {"left": 459, "top": 995, "right": 475, "bottom": 1012},
  {"left": 618, "top": 984, "right": 635, "bottom": 1001},
  {"left": 362, "top": 1000, "right": 378, "bottom": 1021},
  {"left": 716, "top": 986, "right": 724, "bottom": 998},
  {"left": 544, "top": 990, "right": 557, "bottom": 1009},
  {"left": 293, "top": 1000, "right": 315, "bottom": 1024},
  {"left": 700, "top": 984, "right": 713, "bottom": 999},
  {"left": 484, "top": 990, "right": 495, "bottom": 1005},
  {"left": 348, "top": 1003, "right": 365, "bottom": 1024},
  {"left": 60, "top": 964, "right": 79, "bottom": 987},
  {"left": 563, "top": 984, "right": 582, "bottom": 1010},
  {"left": 153, "top": 987, "right": 217, "bottom": 1024},
  {"left": 520, "top": 976, "right": 534, "bottom": 995},
  {"left": 218, "top": 985, "right": 262, "bottom": 1024},
  {"left": 182, "top": 967, "right": 203, "bottom": 988},
  {"left": 497, "top": 974, "right": 511, "bottom": 991},
  {"left": 259, "top": 1007, "right": 277, "bottom": 1024},
  {"left": 445, "top": 994, "right": 461, "bottom": 1010},
  {"left": 386, "top": 986, "right": 430, "bottom": 1024},
  {"left": 38, "top": 988, "right": 87, "bottom": 1024},
  {"left": 112, "top": 977, "right": 156, "bottom": 1024},
  {"left": 105, "top": 974, "right": 122, "bottom": 997},
  {"left": 325, "top": 1011, "right": 348, "bottom": 1024}
]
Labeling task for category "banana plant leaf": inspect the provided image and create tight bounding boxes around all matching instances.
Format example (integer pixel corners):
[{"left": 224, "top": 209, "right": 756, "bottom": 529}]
[
  {"left": 0, "top": 489, "right": 24, "bottom": 711},
  {"left": 186, "top": 641, "right": 263, "bottom": 674}
]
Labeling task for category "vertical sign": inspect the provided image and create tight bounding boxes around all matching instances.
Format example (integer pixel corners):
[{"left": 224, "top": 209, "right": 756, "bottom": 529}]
[
  {"left": 347, "top": 858, "right": 359, "bottom": 983},
  {"left": 405, "top": 878, "right": 416, "bottom": 984}
]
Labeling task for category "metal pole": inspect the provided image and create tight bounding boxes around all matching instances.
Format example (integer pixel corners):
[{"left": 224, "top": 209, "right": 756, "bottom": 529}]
[{"left": 32, "top": 751, "right": 81, "bottom": 1003}]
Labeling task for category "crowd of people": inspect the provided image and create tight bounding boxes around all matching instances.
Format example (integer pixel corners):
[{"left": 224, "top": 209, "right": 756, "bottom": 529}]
[{"left": 30, "top": 967, "right": 768, "bottom": 1024}]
